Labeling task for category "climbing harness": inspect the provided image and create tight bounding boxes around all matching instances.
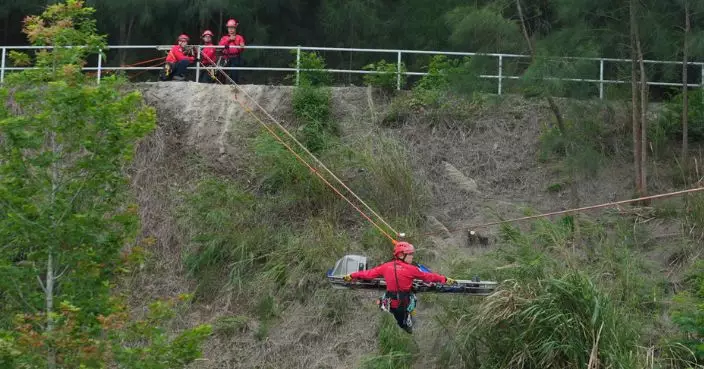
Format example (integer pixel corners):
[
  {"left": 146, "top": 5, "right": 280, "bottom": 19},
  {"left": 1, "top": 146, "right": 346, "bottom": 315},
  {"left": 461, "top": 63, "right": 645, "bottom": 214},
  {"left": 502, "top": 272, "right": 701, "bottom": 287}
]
[{"left": 376, "top": 291, "right": 418, "bottom": 328}]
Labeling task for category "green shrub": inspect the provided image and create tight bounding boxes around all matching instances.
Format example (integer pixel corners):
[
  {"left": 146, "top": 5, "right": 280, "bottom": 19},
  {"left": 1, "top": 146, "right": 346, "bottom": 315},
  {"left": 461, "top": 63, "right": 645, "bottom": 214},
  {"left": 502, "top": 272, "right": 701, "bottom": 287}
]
[
  {"left": 685, "top": 194, "right": 704, "bottom": 242},
  {"left": 291, "top": 84, "right": 337, "bottom": 153},
  {"left": 213, "top": 316, "right": 249, "bottom": 336},
  {"left": 289, "top": 50, "right": 331, "bottom": 87},
  {"left": 671, "top": 260, "right": 704, "bottom": 363},
  {"left": 363, "top": 59, "right": 407, "bottom": 93},
  {"left": 538, "top": 116, "right": 612, "bottom": 176},
  {"left": 361, "top": 314, "right": 416, "bottom": 369},
  {"left": 347, "top": 134, "right": 429, "bottom": 222},
  {"left": 650, "top": 89, "right": 704, "bottom": 150},
  {"left": 414, "top": 55, "right": 460, "bottom": 92},
  {"left": 452, "top": 273, "right": 639, "bottom": 369}
]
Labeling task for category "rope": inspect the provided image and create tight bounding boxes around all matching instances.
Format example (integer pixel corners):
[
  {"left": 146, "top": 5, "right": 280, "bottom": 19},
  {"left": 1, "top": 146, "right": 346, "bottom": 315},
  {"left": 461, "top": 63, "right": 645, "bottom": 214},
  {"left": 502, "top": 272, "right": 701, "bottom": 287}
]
[
  {"left": 198, "top": 53, "right": 398, "bottom": 243},
  {"left": 127, "top": 60, "right": 166, "bottom": 81},
  {"left": 198, "top": 52, "right": 399, "bottom": 237},
  {"left": 122, "top": 56, "right": 166, "bottom": 67},
  {"left": 420, "top": 186, "right": 704, "bottom": 237}
]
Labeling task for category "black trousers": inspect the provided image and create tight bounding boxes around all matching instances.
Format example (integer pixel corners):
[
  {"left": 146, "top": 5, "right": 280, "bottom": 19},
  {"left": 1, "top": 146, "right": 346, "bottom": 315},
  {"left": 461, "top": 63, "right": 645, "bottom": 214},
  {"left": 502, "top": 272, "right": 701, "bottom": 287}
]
[
  {"left": 223, "top": 56, "right": 241, "bottom": 84},
  {"left": 199, "top": 69, "right": 216, "bottom": 83},
  {"left": 390, "top": 306, "right": 409, "bottom": 328},
  {"left": 173, "top": 59, "right": 191, "bottom": 77}
]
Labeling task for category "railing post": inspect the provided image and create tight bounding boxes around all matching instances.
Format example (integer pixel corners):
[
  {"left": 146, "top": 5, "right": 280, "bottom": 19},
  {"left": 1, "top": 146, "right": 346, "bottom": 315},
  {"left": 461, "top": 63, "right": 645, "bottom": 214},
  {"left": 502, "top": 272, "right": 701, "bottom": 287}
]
[
  {"left": 195, "top": 45, "right": 201, "bottom": 82},
  {"left": 599, "top": 58, "right": 604, "bottom": 99},
  {"left": 497, "top": 55, "right": 503, "bottom": 95},
  {"left": 97, "top": 49, "right": 102, "bottom": 84},
  {"left": 0, "top": 47, "right": 6, "bottom": 84},
  {"left": 397, "top": 51, "right": 402, "bottom": 91},
  {"left": 701, "top": 64, "right": 704, "bottom": 90},
  {"left": 296, "top": 46, "right": 301, "bottom": 86}
]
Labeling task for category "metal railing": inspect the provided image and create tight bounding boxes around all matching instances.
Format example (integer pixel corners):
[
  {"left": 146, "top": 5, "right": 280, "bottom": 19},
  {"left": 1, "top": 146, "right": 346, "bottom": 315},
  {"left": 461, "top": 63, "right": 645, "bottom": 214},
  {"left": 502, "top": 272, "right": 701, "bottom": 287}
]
[{"left": 1, "top": 44, "right": 703, "bottom": 99}]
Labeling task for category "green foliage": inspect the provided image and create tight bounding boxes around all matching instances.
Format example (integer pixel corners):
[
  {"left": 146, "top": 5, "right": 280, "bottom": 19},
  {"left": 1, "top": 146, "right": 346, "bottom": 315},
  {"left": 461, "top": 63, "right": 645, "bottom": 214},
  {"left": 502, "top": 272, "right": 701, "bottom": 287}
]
[
  {"left": 8, "top": 51, "right": 31, "bottom": 67},
  {"left": 445, "top": 5, "right": 525, "bottom": 53},
  {"left": 651, "top": 90, "right": 704, "bottom": 153},
  {"left": 456, "top": 273, "right": 639, "bottom": 369},
  {"left": 671, "top": 261, "right": 704, "bottom": 363},
  {"left": 102, "top": 298, "right": 212, "bottom": 369},
  {"left": 361, "top": 314, "right": 416, "bottom": 369},
  {"left": 290, "top": 50, "right": 332, "bottom": 87},
  {"left": 253, "top": 134, "right": 329, "bottom": 200},
  {"left": 0, "top": 3, "right": 209, "bottom": 368},
  {"left": 685, "top": 194, "right": 704, "bottom": 243},
  {"left": 177, "top": 177, "right": 264, "bottom": 297},
  {"left": 292, "top": 84, "right": 337, "bottom": 153},
  {"left": 177, "top": 174, "right": 347, "bottom": 299},
  {"left": 522, "top": 33, "right": 600, "bottom": 99},
  {"left": 411, "top": 55, "right": 471, "bottom": 106},
  {"left": 414, "top": 55, "right": 458, "bottom": 92},
  {"left": 538, "top": 105, "right": 620, "bottom": 177},
  {"left": 213, "top": 316, "right": 249, "bottom": 336},
  {"left": 346, "top": 134, "right": 429, "bottom": 222},
  {"left": 363, "top": 59, "right": 407, "bottom": 93}
]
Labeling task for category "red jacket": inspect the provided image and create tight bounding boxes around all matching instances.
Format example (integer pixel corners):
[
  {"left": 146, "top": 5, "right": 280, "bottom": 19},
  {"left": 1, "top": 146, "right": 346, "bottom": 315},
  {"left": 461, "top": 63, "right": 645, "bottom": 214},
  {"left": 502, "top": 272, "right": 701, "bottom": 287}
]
[
  {"left": 200, "top": 43, "right": 217, "bottom": 65},
  {"left": 350, "top": 260, "right": 447, "bottom": 308},
  {"left": 218, "top": 34, "right": 245, "bottom": 58},
  {"left": 166, "top": 45, "right": 195, "bottom": 64}
]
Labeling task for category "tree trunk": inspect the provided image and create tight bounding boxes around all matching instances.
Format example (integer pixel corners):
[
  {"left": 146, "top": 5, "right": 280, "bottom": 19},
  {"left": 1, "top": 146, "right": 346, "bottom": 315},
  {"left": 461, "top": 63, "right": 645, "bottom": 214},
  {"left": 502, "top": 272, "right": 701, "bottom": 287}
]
[
  {"left": 630, "top": 0, "right": 643, "bottom": 196},
  {"left": 46, "top": 130, "right": 58, "bottom": 369},
  {"left": 218, "top": 10, "right": 223, "bottom": 37},
  {"left": 516, "top": 0, "right": 534, "bottom": 56},
  {"left": 636, "top": 18, "right": 648, "bottom": 197},
  {"left": 682, "top": 1, "right": 690, "bottom": 166},
  {"left": 517, "top": 0, "right": 579, "bottom": 236},
  {"left": 46, "top": 252, "right": 56, "bottom": 369},
  {"left": 118, "top": 19, "right": 126, "bottom": 67}
]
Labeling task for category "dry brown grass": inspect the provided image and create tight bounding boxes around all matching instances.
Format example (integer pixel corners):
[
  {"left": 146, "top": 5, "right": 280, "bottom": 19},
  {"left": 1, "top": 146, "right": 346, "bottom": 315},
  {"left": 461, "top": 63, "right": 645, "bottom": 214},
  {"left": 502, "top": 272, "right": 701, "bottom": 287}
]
[{"left": 123, "top": 83, "right": 693, "bottom": 368}]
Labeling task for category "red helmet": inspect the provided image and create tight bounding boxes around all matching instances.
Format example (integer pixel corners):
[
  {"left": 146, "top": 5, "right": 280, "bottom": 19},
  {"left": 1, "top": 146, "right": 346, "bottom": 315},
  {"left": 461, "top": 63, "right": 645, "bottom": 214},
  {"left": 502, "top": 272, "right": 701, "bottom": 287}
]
[
  {"left": 201, "top": 30, "right": 214, "bottom": 38},
  {"left": 177, "top": 34, "right": 189, "bottom": 42},
  {"left": 226, "top": 19, "right": 238, "bottom": 27},
  {"left": 393, "top": 242, "right": 415, "bottom": 258}
]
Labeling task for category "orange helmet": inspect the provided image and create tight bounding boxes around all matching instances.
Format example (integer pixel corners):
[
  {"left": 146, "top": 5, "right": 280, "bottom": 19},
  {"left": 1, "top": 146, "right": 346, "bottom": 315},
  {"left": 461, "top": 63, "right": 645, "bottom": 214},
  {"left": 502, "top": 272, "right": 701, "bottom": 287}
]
[
  {"left": 201, "top": 30, "right": 214, "bottom": 38},
  {"left": 177, "top": 34, "right": 190, "bottom": 42},
  {"left": 393, "top": 242, "right": 415, "bottom": 258},
  {"left": 226, "top": 19, "right": 238, "bottom": 27}
]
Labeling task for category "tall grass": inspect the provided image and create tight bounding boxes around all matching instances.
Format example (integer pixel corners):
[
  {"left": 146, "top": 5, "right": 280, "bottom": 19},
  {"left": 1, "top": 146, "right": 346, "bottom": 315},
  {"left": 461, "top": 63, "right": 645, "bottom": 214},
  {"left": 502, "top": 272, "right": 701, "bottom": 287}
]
[
  {"left": 176, "top": 96, "right": 426, "bottom": 305},
  {"left": 361, "top": 314, "right": 417, "bottom": 369},
  {"left": 441, "top": 274, "right": 639, "bottom": 369},
  {"left": 345, "top": 133, "right": 430, "bottom": 224}
]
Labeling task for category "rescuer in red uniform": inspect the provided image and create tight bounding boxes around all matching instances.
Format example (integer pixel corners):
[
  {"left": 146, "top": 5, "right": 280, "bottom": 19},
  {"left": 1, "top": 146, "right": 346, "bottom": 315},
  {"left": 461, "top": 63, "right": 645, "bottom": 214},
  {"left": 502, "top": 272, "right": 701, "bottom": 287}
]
[
  {"left": 165, "top": 34, "right": 196, "bottom": 81},
  {"left": 343, "top": 242, "right": 456, "bottom": 333},
  {"left": 199, "top": 30, "right": 217, "bottom": 83},
  {"left": 218, "top": 19, "right": 245, "bottom": 84}
]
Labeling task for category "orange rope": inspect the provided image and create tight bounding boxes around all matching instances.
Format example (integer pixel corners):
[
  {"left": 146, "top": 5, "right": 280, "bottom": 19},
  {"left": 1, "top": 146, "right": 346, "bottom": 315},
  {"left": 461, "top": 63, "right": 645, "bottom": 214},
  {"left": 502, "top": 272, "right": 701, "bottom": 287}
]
[
  {"left": 121, "top": 56, "right": 166, "bottom": 68},
  {"left": 127, "top": 60, "right": 166, "bottom": 80},
  {"left": 421, "top": 186, "right": 704, "bottom": 236},
  {"left": 199, "top": 53, "right": 398, "bottom": 243}
]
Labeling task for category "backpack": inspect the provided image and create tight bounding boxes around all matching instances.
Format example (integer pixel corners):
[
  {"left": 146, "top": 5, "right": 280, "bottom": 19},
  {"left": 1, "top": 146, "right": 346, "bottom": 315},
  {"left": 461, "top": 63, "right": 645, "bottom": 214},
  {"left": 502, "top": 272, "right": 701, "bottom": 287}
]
[{"left": 159, "top": 62, "right": 174, "bottom": 81}]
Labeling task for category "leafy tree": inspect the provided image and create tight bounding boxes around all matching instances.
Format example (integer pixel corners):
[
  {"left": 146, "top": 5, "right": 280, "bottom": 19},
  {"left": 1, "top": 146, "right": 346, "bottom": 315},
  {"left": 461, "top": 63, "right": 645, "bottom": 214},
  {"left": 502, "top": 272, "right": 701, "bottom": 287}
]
[{"left": 0, "top": 1, "right": 210, "bottom": 368}]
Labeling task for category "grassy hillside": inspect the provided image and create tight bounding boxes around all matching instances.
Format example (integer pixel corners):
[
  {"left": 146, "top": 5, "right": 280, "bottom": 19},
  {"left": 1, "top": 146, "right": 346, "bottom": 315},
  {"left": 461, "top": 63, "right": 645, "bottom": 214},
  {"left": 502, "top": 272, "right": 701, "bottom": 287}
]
[{"left": 129, "top": 82, "right": 704, "bottom": 369}]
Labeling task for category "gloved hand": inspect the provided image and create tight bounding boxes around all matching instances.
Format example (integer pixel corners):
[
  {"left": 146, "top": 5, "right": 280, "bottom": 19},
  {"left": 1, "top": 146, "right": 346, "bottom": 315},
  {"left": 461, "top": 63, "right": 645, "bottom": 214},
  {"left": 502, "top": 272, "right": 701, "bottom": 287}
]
[
  {"left": 343, "top": 274, "right": 353, "bottom": 282},
  {"left": 445, "top": 277, "right": 457, "bottom": 285}
]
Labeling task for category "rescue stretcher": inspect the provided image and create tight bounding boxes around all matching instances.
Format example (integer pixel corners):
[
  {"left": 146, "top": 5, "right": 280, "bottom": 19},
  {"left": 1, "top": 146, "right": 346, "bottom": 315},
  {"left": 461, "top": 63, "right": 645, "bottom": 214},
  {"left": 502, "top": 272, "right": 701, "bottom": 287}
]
[{"left": 326, "top": 255, "right": 498, "bottom": 296}]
